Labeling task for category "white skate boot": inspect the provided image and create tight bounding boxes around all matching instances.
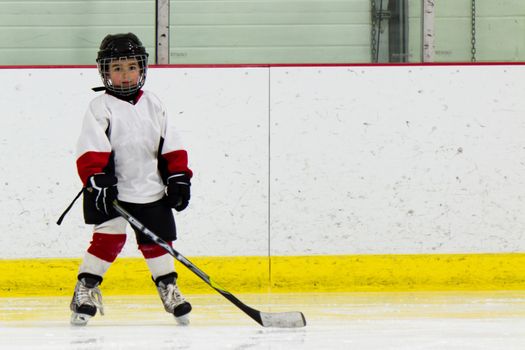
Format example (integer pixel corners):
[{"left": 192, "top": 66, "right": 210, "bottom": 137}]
[
  {"left": 70, "top": 274, "right": 104, "bottom": 326},
  {"left": 155, "top": 273, "right": 192, "bottom": 325}
]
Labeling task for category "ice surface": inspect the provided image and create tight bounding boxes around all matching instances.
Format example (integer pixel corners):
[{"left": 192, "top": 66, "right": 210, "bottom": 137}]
[{"left": 1, "top": 291, "right": 525, "bottom": 349}]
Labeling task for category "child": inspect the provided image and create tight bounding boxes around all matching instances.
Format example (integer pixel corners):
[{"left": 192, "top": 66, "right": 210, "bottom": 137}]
[{"left": 70, "top": 33, "right": 193, "bottom": 326}]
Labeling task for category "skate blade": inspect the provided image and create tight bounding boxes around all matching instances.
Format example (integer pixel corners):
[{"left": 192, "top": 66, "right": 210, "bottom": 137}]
[
  {"left": 71, "top": 313, "right": 92, "bottom": 326},
  {"left": 174, "top": 314, "right": 190, "bottom": 326},
  {"left": 173, "top": 302, "right": 191, "bottom": 326}
]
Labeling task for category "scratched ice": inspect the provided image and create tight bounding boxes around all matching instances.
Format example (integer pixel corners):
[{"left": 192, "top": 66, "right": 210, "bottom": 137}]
[{"left": 1, "top": 291, "right": 525, "bottom": 349}]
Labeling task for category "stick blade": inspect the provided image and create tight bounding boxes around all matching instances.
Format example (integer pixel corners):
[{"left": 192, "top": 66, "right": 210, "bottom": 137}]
[{"left": 260, "top": 311, "right": 307, "bottom": 328}]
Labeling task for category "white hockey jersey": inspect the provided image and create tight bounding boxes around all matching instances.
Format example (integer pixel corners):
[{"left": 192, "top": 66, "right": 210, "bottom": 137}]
[{"left": 76, "top": 91, "right": 192, "bottom": 204}]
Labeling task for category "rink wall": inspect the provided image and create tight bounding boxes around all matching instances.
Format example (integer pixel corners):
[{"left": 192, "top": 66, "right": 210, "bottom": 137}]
[{"left": 1, "top": 64, "right": 525, "bottom": 296}]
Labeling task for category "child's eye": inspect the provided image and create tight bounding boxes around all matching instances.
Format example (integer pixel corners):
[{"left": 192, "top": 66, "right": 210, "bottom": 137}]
[
  {"left": 111, "top": 66, "right": 121, "bottom": 72},
  {"left": 129, "top": 65, "right": 138, "bottom": 71}
]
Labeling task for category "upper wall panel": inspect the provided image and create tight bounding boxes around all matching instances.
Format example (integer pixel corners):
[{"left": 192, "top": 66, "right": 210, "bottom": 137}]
[
  {"left": 0, "top": 0, "right": 155, "bottom": 65},
  {"left": 169, "top": 0, "right": 370, "bottom": 63},
  {"left": 0, "top": 0, "right": 524, "bottom": 65}
]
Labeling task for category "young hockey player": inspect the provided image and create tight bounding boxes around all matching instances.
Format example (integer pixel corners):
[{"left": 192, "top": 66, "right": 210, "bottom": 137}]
[{"left": 70, "top": 33, "right": 192, "bottom": 326}]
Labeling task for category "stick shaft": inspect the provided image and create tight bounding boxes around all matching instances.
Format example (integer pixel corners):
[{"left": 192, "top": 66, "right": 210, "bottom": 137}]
[{"left": 112, "top": 201, "right": 264, "bottom": 325}]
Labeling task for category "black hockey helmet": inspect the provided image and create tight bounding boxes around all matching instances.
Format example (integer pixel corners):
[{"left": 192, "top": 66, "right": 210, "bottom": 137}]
[{"left": 96, "top": 33, "right": 149, "bottom": 95}]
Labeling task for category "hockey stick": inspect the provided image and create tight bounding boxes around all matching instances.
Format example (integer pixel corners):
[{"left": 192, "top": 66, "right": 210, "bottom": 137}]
[{"left": 112, "top": 201, "right": 306, "bottom": 328}]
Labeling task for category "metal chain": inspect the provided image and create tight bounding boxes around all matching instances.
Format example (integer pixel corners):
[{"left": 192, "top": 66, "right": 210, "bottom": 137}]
[
  {"left": 471, "top": 0, "right": 476, "bottom": 62},
  {"left": 371, "top": 0, "right": 377, "bottom": 62}
]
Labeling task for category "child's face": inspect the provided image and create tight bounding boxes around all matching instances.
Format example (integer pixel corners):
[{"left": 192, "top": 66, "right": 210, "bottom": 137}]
[{"left": 108, "top": 57, "right": 140, "bottom": 89}]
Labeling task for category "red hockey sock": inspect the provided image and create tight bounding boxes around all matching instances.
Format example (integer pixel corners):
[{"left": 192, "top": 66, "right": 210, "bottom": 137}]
[
  {"left": 139, "top": 243, "right": 175, "bottom": 280},
  {"left": 138, "top": 242, "right": 171, "bottom": 259}
]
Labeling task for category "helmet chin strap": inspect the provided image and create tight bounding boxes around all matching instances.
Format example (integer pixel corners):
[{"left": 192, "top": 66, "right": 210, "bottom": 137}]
[
  {"left": 106, "top": 82, "right": 141, "bottom": 96},
  {"left": 105, "top": 88, "right": 142, "bottom": 105}
]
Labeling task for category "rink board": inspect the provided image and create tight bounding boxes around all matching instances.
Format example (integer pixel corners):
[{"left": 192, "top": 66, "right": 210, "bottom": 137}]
[{"left": 1, "top": 65, "right": 525, "bottom": 299}]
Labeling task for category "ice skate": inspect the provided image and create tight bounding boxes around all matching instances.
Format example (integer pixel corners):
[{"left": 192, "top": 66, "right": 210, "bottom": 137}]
[
  {"left": 70, "top": 274, "right": 104, "bottom": 326},
  {"left": 155, "top": 273, "right": 192, "bottom": 325}
]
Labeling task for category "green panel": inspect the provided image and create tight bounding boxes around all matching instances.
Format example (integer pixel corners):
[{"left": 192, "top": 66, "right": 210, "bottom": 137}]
[
  {"left": 0, "top": 0, "right": 155, "bottom": 65},
  {"left": 476, "top": 18, "right": 525, "bottom": 61},
  {"left": 171, "top": 0, "right": 369, "bottom": 14},
  {"left": 435, "top": 18, "right": 472, "bottom": 61},
  {"left": 433, "top": 0, "right": 525, "bottom": 62},
  {"left": 172, "top": 12, "right": 368, "bottom": 25},
  {"left": 0, "top": 28, "right": 155, "bottom": 64},
  {"left": 407, "top": 18, "right": 422, "bottom": 63},
  {"left": 0, "top": 14, "right": 152, "bottom": 26},
  {"left": 475, "top": 0, "right": 525, "bottom": 62},
  {"left": 1, "top": 0, "right": 524, "bottom": 65},
  {"left": 407, "top": 0, "right": 422, "bottom": 63},
  {"left": 0, "top": 48, "right": 95, "bottom": 65},
  {"left": 170, "top": 45, "right": 370, "bottom": 64},
  {"left": 0, "top": 27, "right": 154, "bottom": 48},
  {"left": 408, "top": 0, "right": 525, "bottom": 63},
  {"left": 0, "top": 47, "right": 157, "bottom": 65},
  {"left": 435, "top": 0, "right": 525, "bottom": 17},
  {"left": 169, "top": 0, "right": 370, "bottom": 64},
  {"left": 1, "top": 1, "right": 153, "bottom": 15},
  {"left": 172, "top": 25, "right": 369, "bottom": 47}
]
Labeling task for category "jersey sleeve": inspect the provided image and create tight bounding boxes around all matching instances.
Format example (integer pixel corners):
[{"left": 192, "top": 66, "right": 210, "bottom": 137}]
[
  {"left": 159, "top": 101, "right": 193, "bottom": 179},
  {"left": 76, "top": 100, "right": 112, "bottom": 185}
]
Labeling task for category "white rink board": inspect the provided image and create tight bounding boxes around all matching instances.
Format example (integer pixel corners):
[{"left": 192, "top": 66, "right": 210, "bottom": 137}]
[
  {"left": 0, "top": 67, "right": 269, "bottom": 258},
  {"left": 0, "top": 65, "right": 524, "bottom": 258},
  {"left": 269, "top": 65, "right": 525, "bottom": 255},
  {"left": 146, "top": 68, "right": 269, "bottom": 258}
]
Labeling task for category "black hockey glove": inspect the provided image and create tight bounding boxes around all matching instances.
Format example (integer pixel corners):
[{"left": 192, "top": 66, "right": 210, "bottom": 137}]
[
  {"left": 86, "top": 173, "right": 118, "bottom": 216},
  {"left": 166, "top": 173, "right": 191, "bottom": 212}
]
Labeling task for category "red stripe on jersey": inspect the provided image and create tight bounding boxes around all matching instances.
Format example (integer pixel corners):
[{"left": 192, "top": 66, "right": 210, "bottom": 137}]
[
  {"left": 138, "top": 243, "right": 171, "bottom": 259},
  {"left": 87, "top": 233, "right": 127, "bottom": 263},
  {"left": 77, "top": 151, "right": 112, "bottom": 185},
  {"left": 162, "top": 150, "right": 193, "bottom": 178}
]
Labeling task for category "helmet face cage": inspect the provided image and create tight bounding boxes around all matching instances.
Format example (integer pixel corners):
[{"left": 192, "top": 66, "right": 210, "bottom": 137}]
[
  {"left": 96, "top": 33, "right": 149, "bottom": 96},
  {"left": 97, "top": 54, "right": 148, "bottom": 96}
]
